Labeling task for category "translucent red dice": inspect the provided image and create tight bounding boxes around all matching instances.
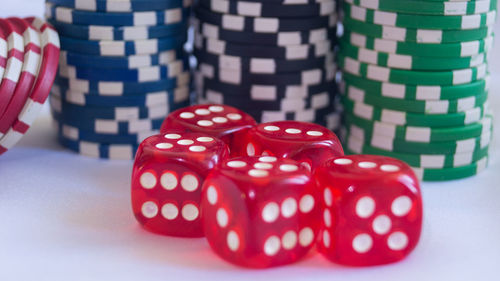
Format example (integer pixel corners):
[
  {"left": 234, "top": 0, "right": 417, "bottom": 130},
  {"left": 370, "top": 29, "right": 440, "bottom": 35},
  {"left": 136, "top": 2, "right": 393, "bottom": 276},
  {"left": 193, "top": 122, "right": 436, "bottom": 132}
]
[
  {"left": 201, "top": 156, "right": 321, "bottom": 268},
  {"left": 240, "top": 121, "right": 344, "bottom": 171},
  {"left": 314, "top": 155, "right": 423, "bottom": 266},
  {"left": 132, "top": 132, "right": 229, "bottom": 237},
  {"left": 161, "top": 104, "right": 257, "bottom": 155}
]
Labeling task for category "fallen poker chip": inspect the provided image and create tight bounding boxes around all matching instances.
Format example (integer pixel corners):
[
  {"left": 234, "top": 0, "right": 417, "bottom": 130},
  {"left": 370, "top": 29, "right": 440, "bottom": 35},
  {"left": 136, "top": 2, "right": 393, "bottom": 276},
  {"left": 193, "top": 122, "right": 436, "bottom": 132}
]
[
  {"left": 0, "top": 18, "right": 24, "bottom": 119},
  {"left": 344, "top": 0, "right": 497, "bottom": 16},
  {"left": 341, "top": 72, "right": 490, "bottom": 101},
  {"left": 342, "top": 31, "right": 494, "bottom": 58},
  {"left": 49, "top": 19, "right": 188, "bottom": 41},
  {"left": 195, "top": 6, "right": 337, "bottom": 33},
  {"left": 54, "top": 71, "right": 190, "bottom": 95},
  {"left": 59, "top": 49, "right": 187, "bottom": 69},
  {"left": 193, "top": 18, "right": 337, "bottom": 47},
  {"left": 0, "top": 17, "right": 60, "bottom": 154},
  {"left": 45, "top": 2, "right": 190, "bottom": 26},
  {"left": 194, "top": 48, "right": 335, "bottom": 74},
  {"left": 59, "top": 33, "right": 187, "bottom": 56},
  {"left": 57, "top": 135, "right": 140, "bottom": 160},
  {"left": 198, "top": 0, "right": 336, "bottom": 18},
  {"left": 0, "top": 18, "right": 41, "bottom": 136},
  {"left": 341, "top": 98, "right": 489, "bottom": 128},
  {"left": 343, "top": 2, "right": 497, "bottom": 30},
  {"left": 339, "top": 55, "right": 487, "bottom": 86},
  {"left": 46, "top": 0, "right": 190, "bottom": 12},
  {"left": 51, "top": 84, "right": 190, "bottom": 107},
  {"left": 343, "top": 17, "right": 494, "bottom": 44},
  {"left": 59, "top": 58, "right": 189, "bottom": 82},
  {"left": 194, "top": 35, "right": 333, "bottom": 60},
  {"left": 340, "top": 40, "right": 487, "bottom": 71}
]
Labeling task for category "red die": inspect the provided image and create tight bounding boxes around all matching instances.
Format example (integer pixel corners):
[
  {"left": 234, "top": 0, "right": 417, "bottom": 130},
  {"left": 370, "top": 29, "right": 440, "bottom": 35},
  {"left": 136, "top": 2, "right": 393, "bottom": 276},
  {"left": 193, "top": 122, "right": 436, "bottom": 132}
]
[
  {"left": 240, "top": 121, "right": 343, "bottom": 171},
  {"left": 161, "top": 104, "right": 257, "bottom": 155},
  {"left": 314, "top": 155, "right": 423, "bottom": 266},
  {"left": 132, "top": 132, "right": 229, "bottom": 237},
  {"left": 201, "top": 156, "right": 321, "bottom": 268}
]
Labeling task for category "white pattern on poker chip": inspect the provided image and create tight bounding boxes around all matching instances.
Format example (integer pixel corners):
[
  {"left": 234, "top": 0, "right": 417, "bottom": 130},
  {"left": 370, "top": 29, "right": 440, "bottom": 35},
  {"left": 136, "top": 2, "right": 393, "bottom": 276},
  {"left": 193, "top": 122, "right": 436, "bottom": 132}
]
[
  {"left": 299, "top": 227, "right": 314, "bottom": 247},
  {"left": 209, "top": 105, "right": 224, "bottom": 112},
  {"left": 216, "top": 208, "right": 229, "bottom": 228},
  {"left": 264, "top": 236, "right": 281, "bottom": 256},
  {"left": 161, "top": 203, "right": 179, "bottom": 220},
  {"left": 197, "top": 136, "right": 214, "bottom": 142},
  {"left": 358, "top": 161, "right": 377, "bottom": 168},
  {"left": 381, "top": 164, "right": 400, "bottom": 172},
  {"left": 264, "top": 125, "right": 280, "bottom": 131},
  {"left": 207, "top": 186, "right": 218, "bottom": 205},
  {"left": 356, "top": 196, "right": 376, "bottom": 218},
  {"left": 180, "top": 112, "right": 195, "bottom": 119},
  {"left": 281, "top": 198, "right": 298, "bottom": 218},
  {"left": 324, "top": 188, "right": 333, "bottom": 207},
  {"left": 299, "top": 194, "right": 315, "bottom": 213},
  {"left": 372, "top": 215, "right": 392, "bottom": 235},
  {"left": 259, "top": 156, "right": 277, "bottom": 162},
  {"left": 323, "top": 230, "right": 331, "bottom": 248},
  {"left": 165, "top": 133, "right": 181, "bottom": 139},
  {"left": 227, "top": 230, "right": 240, "bottom": 251},
  {"left": 334, "top": 158, "right": 353, "bottom": 165},
  {"left": 246, "top": 143, "right": 256, "bottom": 156},
  {"left": 181, "top": 204, "right": 199, "bottom": 221},
  {"left": 262, "top": 202, "right": 280, "bottom": 223},
  {"left": 189, "top": 145, "right": 206, "bottom": 152},
  {"left": 141, "top": 201, "right": 159, "bottom": 218},
  {"left": 140, "top": 172, "right": 157, "bottom": 189},
  {"left": 197, "top": 120, "right": 214, "bottom": 127},
  {"left": 161, "top": 172, "right": 178, "bottom": 190},
  {"left": 285, "top": 128, "right": 302, "bottom": 134},
  {"left": 212, "top": 116, "right": 228, "bottom": 123},
  {"left": 249, "top": 169, "right": 268, "bottom": 177},
  {"left": 254, "top": 162, "right": 273, "bottom": 169},
  {"left": 307, "top": 130, "right": 323, "bottom": 136},
  {"left": 227, "top": 113, "right": 242, "bottom": 120},
  {"left": 181, "top": 174, "right": 199, "bottom": 192},
  {"left": 280, "top": 164, "right": 299, "bottom": 172},
  {"left": 195, "top": 108, "right": 211, "bottom": 115},
  {"left": 156, "top": 142, "right": 173, "bottom": 149},
  {"left": 282, "top": 231, "right": 298, "bottom": 250},
  {"left": 324, "top": 209, "right": 332, "bottom": 227},
  {"left": 387, "top": 232, "right": 409, "bottom": 251},
  {"left": 391, "top": 196, "right": 413, "bottom": 217},
  {"left": 178, "top": 139, "right": 194, "bottom": 145},
  {"left": 227, "top": 160, "right": 247, "bottom": 168},
  {"left": 352, "top": 233, "right": 373, "bottom": 253}
]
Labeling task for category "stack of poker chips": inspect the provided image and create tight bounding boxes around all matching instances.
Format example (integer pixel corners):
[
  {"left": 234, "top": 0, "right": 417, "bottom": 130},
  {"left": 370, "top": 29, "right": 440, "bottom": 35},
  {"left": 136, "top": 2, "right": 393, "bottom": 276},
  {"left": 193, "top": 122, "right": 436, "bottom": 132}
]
[
  {"left": 45, "top": 0, "right": 192, "bottom": 160},
  {"left": 193, "top": 0, "right": 340, "bottom": 130},
  {"left": 339, "top": 0, "right": 496, "bottom": 181}
]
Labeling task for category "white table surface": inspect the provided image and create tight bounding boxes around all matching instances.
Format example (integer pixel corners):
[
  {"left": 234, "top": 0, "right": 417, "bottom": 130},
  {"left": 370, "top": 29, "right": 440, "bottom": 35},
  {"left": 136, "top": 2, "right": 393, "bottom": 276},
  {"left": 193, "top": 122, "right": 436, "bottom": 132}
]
[{"left": 1, "top": 2, "right": 500, "bottom": 280}]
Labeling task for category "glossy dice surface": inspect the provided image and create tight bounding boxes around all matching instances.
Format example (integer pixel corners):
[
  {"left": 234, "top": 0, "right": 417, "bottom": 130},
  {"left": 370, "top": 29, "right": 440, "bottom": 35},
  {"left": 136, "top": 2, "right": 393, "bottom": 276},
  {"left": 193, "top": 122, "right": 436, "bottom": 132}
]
[
  {"left": 201, "top": 156, "right": 321, "bottom": 268},
  {"left": 241, "top": 121, "right": 344, "bottom": 171},
  {"left": 161, "top": 104, "right": 257, "bottom": 155},
  {"left": 132, "top": 132, "right": 229, "bottom": 237},
  {"left": 315, "top": 155, "right": 423, "bottom": 266}
]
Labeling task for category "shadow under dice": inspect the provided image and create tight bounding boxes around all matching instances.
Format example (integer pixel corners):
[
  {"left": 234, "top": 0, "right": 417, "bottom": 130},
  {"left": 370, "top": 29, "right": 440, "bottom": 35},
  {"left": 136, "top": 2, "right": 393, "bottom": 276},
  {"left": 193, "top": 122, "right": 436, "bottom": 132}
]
[
  {"left": 242, "top": 121, "right": 344, "bottom": 171},
  {"left": 160, "top": 104, "right": 257, "bottom": 155},
  {"left": 315, "top": 155, "right": 423, "bottom": 266},
  {"left": 132, "top": 132, "right": 229, "bottom": 237},
  {"left": 201, "top": 156, "right": 321, "bottom": 268}
]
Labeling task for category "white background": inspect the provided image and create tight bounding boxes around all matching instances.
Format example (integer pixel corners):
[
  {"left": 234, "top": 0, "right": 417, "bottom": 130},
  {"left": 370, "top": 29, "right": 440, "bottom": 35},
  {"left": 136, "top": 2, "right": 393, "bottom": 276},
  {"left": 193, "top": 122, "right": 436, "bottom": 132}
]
[{"left": 1, "top": 2, "right": 499, "bottom": 280}]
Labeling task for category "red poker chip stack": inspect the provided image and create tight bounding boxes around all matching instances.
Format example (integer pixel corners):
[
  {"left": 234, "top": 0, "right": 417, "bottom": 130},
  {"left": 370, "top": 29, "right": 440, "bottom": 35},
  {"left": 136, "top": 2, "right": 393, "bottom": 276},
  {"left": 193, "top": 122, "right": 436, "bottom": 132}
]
[{"left": 0, "top": 17, "right": 60, "bottom": 155}]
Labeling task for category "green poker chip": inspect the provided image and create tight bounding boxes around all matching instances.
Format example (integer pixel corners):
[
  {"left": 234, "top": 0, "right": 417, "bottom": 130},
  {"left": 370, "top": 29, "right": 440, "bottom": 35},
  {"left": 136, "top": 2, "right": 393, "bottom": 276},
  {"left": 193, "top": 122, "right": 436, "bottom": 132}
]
[
  {"left": 341, "top": 97, "right": 489, "bottom": 128},
  {"left": 342, "top": 17, "right": 494, "bottom": 43},
  {"left": 344, "top": 112, "right": 494, "bottom": 142},
  {"left": 343, "top": 2, "right": 497, "bottom": 30},
  {"left": 345, "top": 0, "right": 497, "bottom": 16},
  {"left": 342, "top": 30, "right": 494, "bottom": 58},
  {"left": 341, "top": 72, "right": 490, "bottom": 101},
  {"left": 338, "top": 55, "right": 487, "bottom": 86},
  {"left": 342, "top": 82, "right": 489, "bottom": 114},
  {"left": 413, "top": 156, "right": 489, "bottom": 181}
]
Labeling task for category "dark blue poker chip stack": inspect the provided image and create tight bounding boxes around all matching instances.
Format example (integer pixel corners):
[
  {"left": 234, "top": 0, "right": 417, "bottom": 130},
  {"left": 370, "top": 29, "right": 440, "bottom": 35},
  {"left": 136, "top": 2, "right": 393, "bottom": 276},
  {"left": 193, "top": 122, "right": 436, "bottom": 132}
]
[
  {"left": 45, "top": 0, "right": 192, "bottom": 160},
  {"left": 193, "top": 0, "right": 341, "bottom": 129}
]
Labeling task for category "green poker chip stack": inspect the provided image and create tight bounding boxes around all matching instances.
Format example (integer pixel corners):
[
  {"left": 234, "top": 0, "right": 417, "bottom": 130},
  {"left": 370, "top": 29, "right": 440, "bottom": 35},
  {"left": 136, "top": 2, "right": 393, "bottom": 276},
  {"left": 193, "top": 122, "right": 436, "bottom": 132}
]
[{"left": 339, "top": 0, "right": 496, "bottom": 181}]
